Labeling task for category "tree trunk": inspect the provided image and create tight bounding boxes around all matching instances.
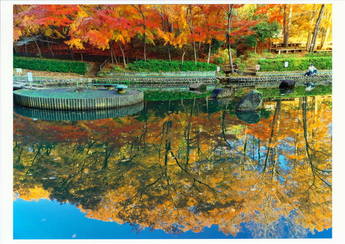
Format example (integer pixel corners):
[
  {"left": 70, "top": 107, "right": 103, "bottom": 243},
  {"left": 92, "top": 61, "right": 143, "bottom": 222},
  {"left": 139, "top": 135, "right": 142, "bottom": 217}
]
[
  {"left": 227, "top": 5, "right": 234, "bottom": 73},
  {"left": 34, "top": 40, "right": 42, "bottom": 58},
  {"left": 187, "top": 6, "right": 197, "bottom": 64},
  {"left": 319, "top": 12, "right": 331, "bottom": 50},
  {"left": 47, "top": 39, "right": 54, "bottom": 57},
  {"left": 283, "top": 5, "right": 292, "bottom": 47},
  {"left": 143, "top": 29, "right": 147, "bottom": 61},
  {"left": 110, "top": 43, "right": 114, "bottom": 64},
  {"left": 193, "top": 41, "right": 197, "bottom": 64},
  {"left": 168, "top": 45, "right": 171, "bottom": 61},
  {"left": 207, "top": 42, "right": 212, "bottom": 63},
  {"left": 308, "top": 4, "right": 325, "bottom": 52},
  {"left": 119, "top": 43, "right": 127, "bottom": 67},
  {"left": 306, "top": 5, "right": 318, "bottom": 51},
  {"left": 181, "top": 49, "right": 186, "bottom": 64}
]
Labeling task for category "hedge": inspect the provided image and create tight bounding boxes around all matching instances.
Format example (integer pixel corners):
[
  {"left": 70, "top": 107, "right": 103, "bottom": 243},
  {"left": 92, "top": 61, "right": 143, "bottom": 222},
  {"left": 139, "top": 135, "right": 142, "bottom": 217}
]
[
  {"left": 14, "top": 56, "right": 89, "bottom": 75},
  {"left": 305, "top": 52, "right": 332, "bottom": 57},
  {"left": 127, "top": 59, "right": 217, "bottom": 72},
  {"left": 258, "top": 56, "right": 332, "bottom": 71}
]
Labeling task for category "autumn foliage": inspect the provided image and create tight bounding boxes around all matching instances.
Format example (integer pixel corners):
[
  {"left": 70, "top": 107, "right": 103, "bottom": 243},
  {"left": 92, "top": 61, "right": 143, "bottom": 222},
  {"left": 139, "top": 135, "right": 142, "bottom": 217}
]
[{"left": 13, "top": 4, "right": 332, "bottom": 64}]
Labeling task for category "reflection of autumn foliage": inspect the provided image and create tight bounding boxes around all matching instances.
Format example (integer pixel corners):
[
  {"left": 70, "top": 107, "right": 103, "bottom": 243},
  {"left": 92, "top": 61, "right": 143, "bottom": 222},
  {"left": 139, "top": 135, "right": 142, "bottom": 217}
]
[{"left": 13, "top": 96, "right": 331, "bottom": 237}]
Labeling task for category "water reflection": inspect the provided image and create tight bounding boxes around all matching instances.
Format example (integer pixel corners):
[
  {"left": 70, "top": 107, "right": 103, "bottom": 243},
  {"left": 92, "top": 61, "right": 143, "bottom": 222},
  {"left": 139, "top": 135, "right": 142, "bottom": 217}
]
[{"left": 13, "top": 95, "right": 332, "bottom": 238}]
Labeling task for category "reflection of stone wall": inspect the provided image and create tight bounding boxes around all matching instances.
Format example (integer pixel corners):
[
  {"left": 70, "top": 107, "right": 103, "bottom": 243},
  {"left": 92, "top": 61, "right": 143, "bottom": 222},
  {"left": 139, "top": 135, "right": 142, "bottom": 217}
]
[{"left": 221, "top": 74, "right": 332, "bottom": 88}]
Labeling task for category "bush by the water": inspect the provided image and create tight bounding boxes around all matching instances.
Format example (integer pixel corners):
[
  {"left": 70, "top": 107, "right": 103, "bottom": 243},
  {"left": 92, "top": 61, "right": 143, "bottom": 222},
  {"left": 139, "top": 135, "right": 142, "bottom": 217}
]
[
  {"left": 127, "top": 59, "right": 217, "bottom": 72},
  {"left": 14, "top": 56, "right": 89, "bottom": 75},
  {"left": 258, "top": 56, "right": 332, "bottom": 71},
  {"left": 305, "top": 52, "right": 332, "bottom": 57}
]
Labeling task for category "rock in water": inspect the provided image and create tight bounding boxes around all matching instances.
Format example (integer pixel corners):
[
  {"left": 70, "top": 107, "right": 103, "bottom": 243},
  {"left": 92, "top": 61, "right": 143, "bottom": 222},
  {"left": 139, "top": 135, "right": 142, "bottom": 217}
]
[
  {"left": 305, "top": 86, "right": 315, "bottom": 92},
  {"left": 236, "top": 111, "right": 261, "bottom": 124},
  {"left": 236, "top": 90, "right": 263, "bottom": 112},
  {"left": 189, "top": 83, "right": 207, "bottom": 92},
  {"left": 279, "top": 80, "right": 295, "bottom": 90},
  {"left": 211, "top": 88, "right": 234, "bottom": 99}
]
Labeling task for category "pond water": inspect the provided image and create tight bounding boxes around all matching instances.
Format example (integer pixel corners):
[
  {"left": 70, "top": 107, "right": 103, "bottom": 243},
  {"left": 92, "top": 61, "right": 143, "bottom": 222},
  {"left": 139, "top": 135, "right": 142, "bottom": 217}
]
[{"left": 13, "top": 95, "right": 332, "bottom": 239}]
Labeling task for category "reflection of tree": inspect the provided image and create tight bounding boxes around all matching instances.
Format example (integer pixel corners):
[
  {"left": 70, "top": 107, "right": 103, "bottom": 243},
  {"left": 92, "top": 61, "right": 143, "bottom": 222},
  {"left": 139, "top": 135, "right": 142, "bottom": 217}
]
[{"left": 13, "top": 96, "right": 332, "bottom": 237}]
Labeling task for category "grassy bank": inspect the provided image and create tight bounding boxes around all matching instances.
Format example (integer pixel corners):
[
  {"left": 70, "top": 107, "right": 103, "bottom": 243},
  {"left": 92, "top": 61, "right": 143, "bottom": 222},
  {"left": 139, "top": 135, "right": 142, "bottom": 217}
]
[
  {"left": 14, "top": 56, "right": 89, "bottom": 75},
  {"left": 258, "top": 56, "right": 332, "bottom": 71}
]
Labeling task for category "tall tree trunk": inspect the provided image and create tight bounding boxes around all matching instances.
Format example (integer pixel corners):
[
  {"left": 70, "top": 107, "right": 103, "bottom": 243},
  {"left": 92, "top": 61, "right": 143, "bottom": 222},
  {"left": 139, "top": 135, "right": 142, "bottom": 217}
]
[
  {"left": 134, "top": 5, "right": 147, "bottom": 61},
  {"left": 143, "top": 28, "right": 147, "bottom": 61},
  {"left": 187, "top": 6, "right": 197, "bottom": 64},
  {"left": 168, "top": 45, "right": 171, "bottom": 61},
  {"left": 227, "top": 4, "right": 234, "bottom": 73},
  {"left": 283, "top": 5, "right": 292, "bottom": 47},
  {"left": 34, "top": 40, "right": 42, "bottom": 58},
  {"left": 306, "top": 32, "right": 312, "bottom": 51},
  {"left": 308, "top": 4, "right": 325, "bottom": 52},
  {"left": 110, "top": 43, "right": 114, "bottom": 64},
  {"left": 47, "top": 39, "right": 54, "bottom": 57},
  {"left": 207, "top": 42, "right": 212, "bottom": 63},
  {"left": 319, "top": 11, "right": 331, "bottom": 50},
  {"left": 181, "top": 49, "right": 186, "bottom": 64},
  {"left": 114, "top": 51, "right": 119, "bottom": 64},
  {"left": 306, "top": 5, "right": 318, "bottom": 51},
  {"left": 193, "top": 41, "right": 197, "bottom": 64},
  {"left": 119, "top": 43, "right": 127, "bottom": 67}
]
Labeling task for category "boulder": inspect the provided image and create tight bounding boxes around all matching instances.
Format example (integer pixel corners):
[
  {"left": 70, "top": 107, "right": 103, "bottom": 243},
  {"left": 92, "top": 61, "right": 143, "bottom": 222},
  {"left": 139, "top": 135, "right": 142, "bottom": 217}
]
[
  {"left": 211, "top": 88, "right": 234, "bottom": 99},
  {"left": 189, "top": 83, "right": 207, "bottom": 92},
  {"left": 235, "top": 111, "right": 261, "bottom": 124},
  {"left": 236, "top": 90, "right": 263, "bottom": 112},
  {"left": 74, "top": 87, "right": 84, "bottom": 93},
  {"left": 279, "top": 80, "right": 295, "bottom": 90}
]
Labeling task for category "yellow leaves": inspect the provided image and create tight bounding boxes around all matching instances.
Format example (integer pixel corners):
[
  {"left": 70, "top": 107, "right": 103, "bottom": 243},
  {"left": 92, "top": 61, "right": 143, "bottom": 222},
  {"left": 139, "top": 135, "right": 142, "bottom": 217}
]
[
  {"left": 77, "top": 6, "right": 89, "bottom": 18},
  {"left": 13, "top": 28, "right": 22, "bottom": 41},
  {"left": 44, "top": 28, "right": 53, "bottom": 37},
  {"left": 17, "top": 186, "right": 50, "bottom": 201},
  {"left": 65, "top": 38, "right": 85, "bottom": 49}
]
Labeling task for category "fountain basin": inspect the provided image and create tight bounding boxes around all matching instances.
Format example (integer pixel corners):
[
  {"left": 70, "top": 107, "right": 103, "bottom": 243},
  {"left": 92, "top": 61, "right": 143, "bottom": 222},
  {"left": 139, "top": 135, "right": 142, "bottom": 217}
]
[{"left": 13, "top": 88, "right": 144, "bottom": 111}]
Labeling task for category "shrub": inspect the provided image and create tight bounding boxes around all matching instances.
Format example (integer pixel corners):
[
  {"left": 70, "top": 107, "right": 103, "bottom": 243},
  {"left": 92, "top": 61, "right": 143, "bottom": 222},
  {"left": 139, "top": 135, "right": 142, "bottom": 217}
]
[
  {"left": 305, "top": 52, "right": 332, "bottom": 57},
  {"left": 258, "top": 56, "right": 332, "bottom": 71},
  {"left": 13, "top": 56, "right": 89, "bottom": 75},
  {"left": 127, "top": 59, "right": 217, "bottom": 72},
  {"left": 112, "top": 65, "right": 125, "bottom": 72},
  {"left": 213, "top": 56, "right": 225, "bottom": 65}
]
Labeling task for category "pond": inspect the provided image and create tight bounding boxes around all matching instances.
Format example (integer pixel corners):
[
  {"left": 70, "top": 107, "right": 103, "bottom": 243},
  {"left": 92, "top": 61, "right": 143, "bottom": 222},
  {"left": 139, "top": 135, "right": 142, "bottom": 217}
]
[{"left": 13, "top": 94, "right": 332, "bottom": 239}]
